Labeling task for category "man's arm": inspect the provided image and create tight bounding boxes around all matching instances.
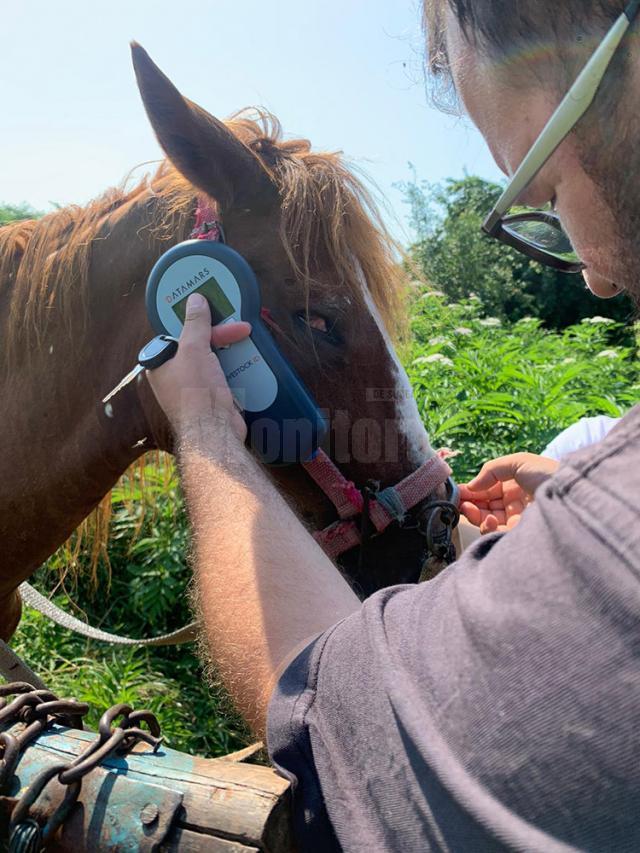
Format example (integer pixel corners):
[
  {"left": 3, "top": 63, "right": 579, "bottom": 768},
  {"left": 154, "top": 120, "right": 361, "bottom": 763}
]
[{"left": 148, "top": 293, "right": 360, "bottom": 734}]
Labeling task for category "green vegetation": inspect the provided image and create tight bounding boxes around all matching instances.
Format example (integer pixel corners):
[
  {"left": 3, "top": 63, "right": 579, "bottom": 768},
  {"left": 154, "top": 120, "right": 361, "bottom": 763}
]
[
  {"left": 0, "top": 202, "right": 41, "bottom": 225},
  {"left": 4, "top": 189, "right": 638, "bottom": 757},
  {"left": 401, "top": 175, "right": 633, "bottom": 328},
  {"left": 16, "top": 462, "right": 249, "bottom": 756},
  {"left": 405, "top": 291, "right": 638, "bottom": 482}
]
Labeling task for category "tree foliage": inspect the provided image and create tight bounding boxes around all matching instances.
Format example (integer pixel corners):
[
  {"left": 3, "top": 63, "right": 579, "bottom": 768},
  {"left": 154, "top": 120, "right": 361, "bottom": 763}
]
[
  {"left": 401, "top": 175, "right": 633, "bottom": 329},
  {"left": 0, "top": 202, "right": 42, "bottom": 225}
]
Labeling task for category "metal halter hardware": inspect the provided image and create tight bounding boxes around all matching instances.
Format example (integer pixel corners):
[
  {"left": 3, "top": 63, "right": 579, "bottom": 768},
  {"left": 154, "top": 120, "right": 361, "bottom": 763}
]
[
  {"left": 354, "top": 476, "right": 460, "bottom": 577},
  {"left": 400, "top": 479, "right": 461, "bottom": 581}
]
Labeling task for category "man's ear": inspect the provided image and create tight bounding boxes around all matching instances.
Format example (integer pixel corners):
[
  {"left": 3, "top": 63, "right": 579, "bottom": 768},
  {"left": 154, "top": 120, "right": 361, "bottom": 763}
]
[{"left": 131, "top": 43, "right": 277, "bottom": 212}]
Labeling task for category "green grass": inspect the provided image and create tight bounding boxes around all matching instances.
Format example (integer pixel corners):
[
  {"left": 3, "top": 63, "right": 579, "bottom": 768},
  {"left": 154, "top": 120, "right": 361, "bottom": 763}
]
[
  {"left": 14, "top": 465, "right": 249, "bottom": 757},
  {"left": 10, "top": 287, "right": 638, "bottom": 757}
]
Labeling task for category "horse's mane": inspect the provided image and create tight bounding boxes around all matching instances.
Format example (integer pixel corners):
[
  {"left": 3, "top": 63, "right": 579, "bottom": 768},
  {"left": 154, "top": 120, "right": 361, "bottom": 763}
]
[
  {"left": 0, "top": 108, "right": 405, "bottom": 364},
  {"left": 227, "top": 110, "right": 405, "bottom": 332}
]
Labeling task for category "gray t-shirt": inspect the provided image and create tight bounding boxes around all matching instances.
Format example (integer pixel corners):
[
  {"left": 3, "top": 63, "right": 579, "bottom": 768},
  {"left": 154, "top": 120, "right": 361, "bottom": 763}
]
[{"left": 268, "top": 405, "right": 640, "bottom": 852}]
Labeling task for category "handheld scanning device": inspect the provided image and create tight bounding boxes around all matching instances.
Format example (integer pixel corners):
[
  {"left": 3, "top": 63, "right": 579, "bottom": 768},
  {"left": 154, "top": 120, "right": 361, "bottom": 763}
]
[{"left": 145, "top": 240, "right": 328, "bottom": 465}]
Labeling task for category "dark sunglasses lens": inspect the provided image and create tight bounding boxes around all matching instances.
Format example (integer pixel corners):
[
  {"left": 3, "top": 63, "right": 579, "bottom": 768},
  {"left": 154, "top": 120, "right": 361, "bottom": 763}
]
[{"left": 502, "top": 218, "right": 579, "bottom": 264}]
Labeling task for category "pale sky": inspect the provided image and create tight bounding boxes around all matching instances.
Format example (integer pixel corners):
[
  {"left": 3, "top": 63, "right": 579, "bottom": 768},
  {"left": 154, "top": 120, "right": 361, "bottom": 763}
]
[{"left": 1, "top": 0, "right": 503, "bottom": 244}]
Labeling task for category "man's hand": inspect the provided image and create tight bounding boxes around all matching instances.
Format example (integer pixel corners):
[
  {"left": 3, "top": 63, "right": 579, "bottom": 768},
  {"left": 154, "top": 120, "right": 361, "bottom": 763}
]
[
  {"left": 459, "top": 453, "right": 559, "bottom": 534},
  {"left": 146, "top": 292, "right": 251, "bottom": 441}
]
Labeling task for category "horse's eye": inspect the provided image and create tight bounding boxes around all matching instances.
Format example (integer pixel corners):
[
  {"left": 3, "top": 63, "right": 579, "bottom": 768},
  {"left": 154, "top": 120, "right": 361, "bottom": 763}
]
[
  {"left": 296, "top": 311, "right": 341, "bottom": 344},
  {"left": 302, "top": 314, "right": 329, "bottom": 333},
  {"left": 297, "top": 312, "right": 328, "bottom": 333}
]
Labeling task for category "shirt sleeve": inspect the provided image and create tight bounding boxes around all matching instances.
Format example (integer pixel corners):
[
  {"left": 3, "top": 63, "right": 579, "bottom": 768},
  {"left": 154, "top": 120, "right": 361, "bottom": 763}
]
[
  {"left": 542, "top": 415, "right": 620, "bottom": 460},
  {"left": 267, "top": 415, "right": 640, "bottom": 853}
]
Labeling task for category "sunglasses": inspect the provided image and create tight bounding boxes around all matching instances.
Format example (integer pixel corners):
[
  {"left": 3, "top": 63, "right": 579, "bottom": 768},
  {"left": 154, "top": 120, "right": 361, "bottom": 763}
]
[{"left": 482, "top": 0, "right": 640, "bottom": 274}]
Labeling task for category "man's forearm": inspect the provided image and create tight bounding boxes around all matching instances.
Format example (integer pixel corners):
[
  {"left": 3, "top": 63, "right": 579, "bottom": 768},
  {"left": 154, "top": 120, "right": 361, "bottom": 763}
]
[{"left": 178, "top": 420, "right": 360, "bottom": 735}]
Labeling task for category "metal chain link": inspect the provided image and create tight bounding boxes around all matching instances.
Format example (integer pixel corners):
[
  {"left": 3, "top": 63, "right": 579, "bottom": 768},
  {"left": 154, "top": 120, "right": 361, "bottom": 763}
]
[{"left": 0, "top": 682, "right": 162, "bottom": 851}]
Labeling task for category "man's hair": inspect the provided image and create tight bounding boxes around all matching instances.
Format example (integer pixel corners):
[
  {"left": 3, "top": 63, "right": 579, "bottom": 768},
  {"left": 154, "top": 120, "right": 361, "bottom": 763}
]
[{"left": 424, "top": 1, "right": 628, "bottom": 106}]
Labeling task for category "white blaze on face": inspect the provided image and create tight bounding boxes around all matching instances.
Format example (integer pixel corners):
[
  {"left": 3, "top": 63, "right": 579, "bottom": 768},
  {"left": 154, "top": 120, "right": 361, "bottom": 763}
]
[{"left": 361, "top": 285, "right": 436, "bottom": 467}]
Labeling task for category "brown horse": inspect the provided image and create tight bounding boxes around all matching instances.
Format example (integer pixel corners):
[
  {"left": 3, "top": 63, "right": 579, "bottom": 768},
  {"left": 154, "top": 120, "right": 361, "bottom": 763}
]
[{"left": 0, "top": 45, "right": 445, "bottom": 640}]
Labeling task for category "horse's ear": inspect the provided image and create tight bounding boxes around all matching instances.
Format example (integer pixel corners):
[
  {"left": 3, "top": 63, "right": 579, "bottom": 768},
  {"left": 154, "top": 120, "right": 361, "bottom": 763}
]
[{"left": 130, "top": 43, "right": 277, "bottom": 212}]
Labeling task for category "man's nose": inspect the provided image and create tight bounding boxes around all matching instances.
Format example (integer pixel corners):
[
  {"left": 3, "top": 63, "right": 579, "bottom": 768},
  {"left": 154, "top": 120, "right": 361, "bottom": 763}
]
[{"left": 582, "top": 269, "right": 624, "bottom": 300}]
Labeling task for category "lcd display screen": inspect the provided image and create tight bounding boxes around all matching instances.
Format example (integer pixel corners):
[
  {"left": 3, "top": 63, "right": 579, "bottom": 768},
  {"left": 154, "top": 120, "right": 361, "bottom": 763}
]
[{"left": 173, "top": 276, "right": 235, "bottom": 325}]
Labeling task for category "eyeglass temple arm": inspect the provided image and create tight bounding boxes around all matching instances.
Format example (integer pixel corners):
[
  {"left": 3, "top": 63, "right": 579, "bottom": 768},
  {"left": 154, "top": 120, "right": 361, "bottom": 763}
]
[{"left": 485, "top": 0, "right": 639, "bottom": 233}]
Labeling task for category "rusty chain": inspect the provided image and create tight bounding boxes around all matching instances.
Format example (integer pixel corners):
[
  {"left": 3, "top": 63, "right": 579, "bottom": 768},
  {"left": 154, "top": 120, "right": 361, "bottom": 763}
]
[{"left": 0, "top": 681, "right": 162, "bottom": 851}]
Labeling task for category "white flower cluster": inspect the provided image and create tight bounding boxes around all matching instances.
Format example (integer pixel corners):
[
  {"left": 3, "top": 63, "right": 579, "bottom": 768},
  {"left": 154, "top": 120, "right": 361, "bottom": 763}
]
[
  {"left": 582, "top": 316, "right": 616, "bottom": 325},
  {"left": 478, "top": 317, "right": 502, "bottom": 327},
  {"left": 596, "top": 349, "right": 619, "bottom": 359},
  {"left": 413, "top": 354, "right": 454, "bottom": 367},
  {"left": 454, "top": 327, "right": 473, "bottom": 336}
]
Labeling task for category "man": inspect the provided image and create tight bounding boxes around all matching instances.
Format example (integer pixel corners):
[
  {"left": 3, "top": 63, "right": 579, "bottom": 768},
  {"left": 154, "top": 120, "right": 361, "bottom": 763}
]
[{"left": 148, "top": 2, "right": 640, "bottom": 849}]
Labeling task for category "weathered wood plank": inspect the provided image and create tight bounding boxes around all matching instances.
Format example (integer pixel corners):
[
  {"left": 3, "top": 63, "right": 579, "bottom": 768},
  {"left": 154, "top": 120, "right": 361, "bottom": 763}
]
[
  {"left": 160, "top": 827, "right": 259, "bottom": 852},
  {"left": 2, "top": 723, "right": 294, "bottom": 851}
]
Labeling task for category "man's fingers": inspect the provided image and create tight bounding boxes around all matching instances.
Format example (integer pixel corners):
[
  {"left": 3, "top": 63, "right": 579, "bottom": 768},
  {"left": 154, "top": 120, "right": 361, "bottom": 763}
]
[
  {"left": 211, "top": 321, "right": 252, "bottom": 348},
  {"left": 480, "top": 514, "right": 499, "bottom": 534},
  {"left": 460, "top": 501, "right": 483, "bottom": 527},
  {"left": 180, "top": 293, "right": 213, "bottom": 351},
  {"left": 467, "top": 455, "right": 527, "bottom": 492},
  {"left": 459, "top": 483, "right": 502, "bottom": 503},
  {"left": 179, "top": 295, "right": 251, "bottom": 353}
]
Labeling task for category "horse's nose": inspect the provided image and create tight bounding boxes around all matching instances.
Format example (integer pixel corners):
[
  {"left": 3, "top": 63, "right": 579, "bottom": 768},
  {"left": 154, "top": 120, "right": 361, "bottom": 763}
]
[{"left": 338, "top": 525, "right": 432, "bottom": 599}]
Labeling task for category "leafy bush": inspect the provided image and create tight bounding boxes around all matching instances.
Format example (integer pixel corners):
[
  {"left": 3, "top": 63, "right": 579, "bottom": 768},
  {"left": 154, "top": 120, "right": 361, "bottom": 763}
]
[{"left": 406, "top": 289, "right": 638, "bottom": 481}]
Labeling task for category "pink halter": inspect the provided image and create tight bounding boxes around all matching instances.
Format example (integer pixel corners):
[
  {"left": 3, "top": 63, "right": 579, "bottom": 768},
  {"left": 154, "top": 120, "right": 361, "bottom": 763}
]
[
  {"left": 302, "top": 450, "right": 454, "bottom": 560},
  {"left": 190, "top": 199, "right": 223, "bottom": 242},
  {"left": 190, "top": 199, "right": 458, "bottom": 563}
]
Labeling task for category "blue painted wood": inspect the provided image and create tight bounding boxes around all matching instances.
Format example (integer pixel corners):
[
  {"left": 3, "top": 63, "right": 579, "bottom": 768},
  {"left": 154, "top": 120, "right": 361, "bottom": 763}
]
[
  {"left": 2, "top": 723, "right": 291, "bottom": 851},
  {"left": 5, "top": 724, "right": 183, "bottom": 850}
]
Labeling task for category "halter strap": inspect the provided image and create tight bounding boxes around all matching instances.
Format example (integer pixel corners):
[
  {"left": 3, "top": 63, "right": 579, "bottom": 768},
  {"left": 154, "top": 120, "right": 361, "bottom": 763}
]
[
  {"left": 302, "top": 451, "right": 365, "bottom": 520},
  {"left": 190, "top": 198, "right": 224, "bottom": 242},
  {"left": 303, "top": 450, "right": 454, "bottom": 559}
]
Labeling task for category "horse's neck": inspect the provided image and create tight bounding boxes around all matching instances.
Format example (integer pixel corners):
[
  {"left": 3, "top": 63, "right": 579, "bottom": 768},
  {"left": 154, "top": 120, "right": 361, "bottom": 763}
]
[{"left": 0, "top": 187, "right": 194, "bottom": 591}]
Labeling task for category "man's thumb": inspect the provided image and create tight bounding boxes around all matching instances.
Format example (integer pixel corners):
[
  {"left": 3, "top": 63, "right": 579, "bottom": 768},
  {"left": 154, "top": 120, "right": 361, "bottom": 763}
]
[
  {"left": 181, "top": 293, "right": 212, "bottom": 347},
  {"left": 467, "top": 456, "right": 520, "bottom": 491}
]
